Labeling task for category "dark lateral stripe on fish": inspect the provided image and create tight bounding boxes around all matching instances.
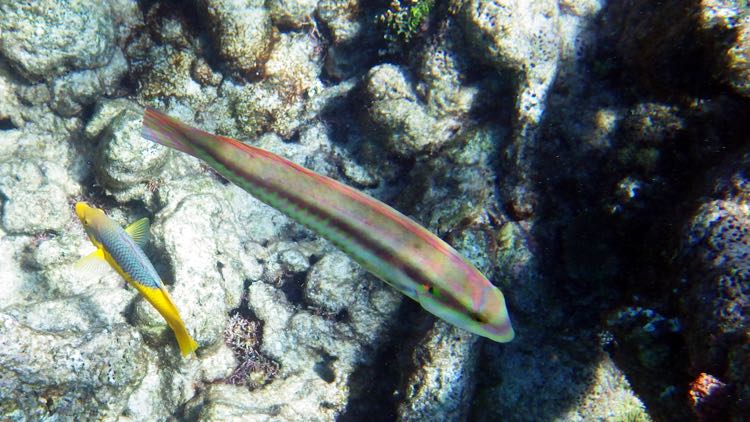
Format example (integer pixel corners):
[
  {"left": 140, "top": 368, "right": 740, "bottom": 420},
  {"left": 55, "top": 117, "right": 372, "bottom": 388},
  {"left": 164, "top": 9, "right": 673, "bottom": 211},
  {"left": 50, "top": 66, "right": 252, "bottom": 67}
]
[
  {"left": 145, "top": 109, "right": 466, "bottom": 262},
  {"left": 144, "top": 110, "right": 471, "bottom": 312},
  {"left": 141, "top": 108, "right": 515, "bottom": 341},
  {"left": 202, "top": 138, "right": 448, "bottom": 299}
]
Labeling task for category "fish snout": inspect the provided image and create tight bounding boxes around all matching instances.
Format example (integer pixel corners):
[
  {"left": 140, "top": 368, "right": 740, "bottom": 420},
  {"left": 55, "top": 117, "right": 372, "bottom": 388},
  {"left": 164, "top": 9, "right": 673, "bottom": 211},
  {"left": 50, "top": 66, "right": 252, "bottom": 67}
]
[{"left": 75, "top": 202, "right": 92, "bottom": 222}]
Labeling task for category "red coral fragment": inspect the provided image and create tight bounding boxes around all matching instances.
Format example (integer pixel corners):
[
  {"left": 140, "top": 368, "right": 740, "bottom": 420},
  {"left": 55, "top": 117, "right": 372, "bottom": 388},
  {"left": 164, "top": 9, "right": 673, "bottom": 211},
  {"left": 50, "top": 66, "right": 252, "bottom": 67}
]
[{"left": 689, "top": 372, "right": 730, "bottom": 421}]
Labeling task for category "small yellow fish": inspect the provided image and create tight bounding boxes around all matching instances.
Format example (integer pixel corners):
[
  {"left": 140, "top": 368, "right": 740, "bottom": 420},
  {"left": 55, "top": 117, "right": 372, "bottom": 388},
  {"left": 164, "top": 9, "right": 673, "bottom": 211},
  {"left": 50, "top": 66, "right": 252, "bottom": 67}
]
[{"left": 74, "top": 202, "right": 198, "bottom": 356}]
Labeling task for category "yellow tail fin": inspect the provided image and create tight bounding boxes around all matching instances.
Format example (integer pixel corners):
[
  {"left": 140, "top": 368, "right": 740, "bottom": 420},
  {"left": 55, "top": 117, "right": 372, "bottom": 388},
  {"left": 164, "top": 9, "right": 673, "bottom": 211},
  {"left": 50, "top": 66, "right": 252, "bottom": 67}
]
[
  {"left": 157, "top": 286, "right": 198, "bottom": 356},
  {"left": 170, "top": 320, "right": 199, "bottom": 356},
  {"left": 137, "top": 284, "right": 199, "bottom": 356}
]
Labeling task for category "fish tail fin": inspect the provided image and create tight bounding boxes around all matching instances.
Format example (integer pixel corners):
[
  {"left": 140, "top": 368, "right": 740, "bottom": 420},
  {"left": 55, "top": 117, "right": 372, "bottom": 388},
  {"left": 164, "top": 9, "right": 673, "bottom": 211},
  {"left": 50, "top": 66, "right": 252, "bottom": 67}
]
[
  {"left": 171, "top": 320, "right": 199, "bottom": 356},
  {"left": 139, "top": 283, "right": 199, "bottom": 357},
  {"left": 142, "top": 107, "right": 199, "bottom": 156},
  {"left": 158, "top": 285, "right": 199, "bottom": 357}
]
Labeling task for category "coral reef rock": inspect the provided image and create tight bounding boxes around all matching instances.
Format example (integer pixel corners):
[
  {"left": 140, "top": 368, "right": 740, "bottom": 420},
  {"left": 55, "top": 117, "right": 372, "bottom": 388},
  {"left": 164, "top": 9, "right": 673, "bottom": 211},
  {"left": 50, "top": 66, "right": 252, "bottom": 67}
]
[
  {"left": 681, "top": 156, "right": 750, "bottom": 419},
  {"left": 198, "top": 0, "right": 274, "bottom": 75},
  {"left": 0, "top": 0, "right": 116, "bottom": 81}
]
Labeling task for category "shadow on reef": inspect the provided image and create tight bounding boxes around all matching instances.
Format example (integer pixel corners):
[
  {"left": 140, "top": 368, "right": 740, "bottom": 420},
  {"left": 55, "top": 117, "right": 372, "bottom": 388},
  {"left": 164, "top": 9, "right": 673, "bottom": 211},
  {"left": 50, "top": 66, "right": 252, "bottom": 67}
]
[
  {"left": 339, "top": 296, "right": 434, "bottom": 422},
  {"left": 515, "top": 0, "right": 750, "bottom": 420}
]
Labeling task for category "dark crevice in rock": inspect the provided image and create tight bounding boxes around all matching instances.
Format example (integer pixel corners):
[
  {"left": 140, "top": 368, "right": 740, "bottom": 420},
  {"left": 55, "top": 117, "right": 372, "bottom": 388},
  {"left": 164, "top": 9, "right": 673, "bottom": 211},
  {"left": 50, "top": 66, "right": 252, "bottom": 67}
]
[
  {"left": 0, "top": 117, "right": 16, "bottom": 130},
  {"left": 279, "top": 270, "right": 308, "bottom": 308},
  {"left": 313, "top": 351, "right": 337, "bottom": 383},
  {"left": 318, "top": 2, "right": 389, "bottom": 83}
]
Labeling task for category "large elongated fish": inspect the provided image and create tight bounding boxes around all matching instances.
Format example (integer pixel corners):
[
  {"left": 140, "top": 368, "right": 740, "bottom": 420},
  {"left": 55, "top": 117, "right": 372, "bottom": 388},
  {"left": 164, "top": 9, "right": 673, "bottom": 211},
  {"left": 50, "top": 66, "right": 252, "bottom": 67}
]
[
  {"left": 75, "top": 202, "right": 199, "bottom": 356},
  {"left": 142, "top": 108, "right": 514, "bottom": 342}
]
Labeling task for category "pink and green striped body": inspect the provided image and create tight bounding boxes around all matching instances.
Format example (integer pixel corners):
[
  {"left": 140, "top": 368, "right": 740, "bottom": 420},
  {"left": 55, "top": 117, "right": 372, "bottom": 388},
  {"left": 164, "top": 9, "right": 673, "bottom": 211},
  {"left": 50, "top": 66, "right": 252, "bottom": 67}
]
[{"left": 142, "top": 108, "right": 514, "bottom": 342}]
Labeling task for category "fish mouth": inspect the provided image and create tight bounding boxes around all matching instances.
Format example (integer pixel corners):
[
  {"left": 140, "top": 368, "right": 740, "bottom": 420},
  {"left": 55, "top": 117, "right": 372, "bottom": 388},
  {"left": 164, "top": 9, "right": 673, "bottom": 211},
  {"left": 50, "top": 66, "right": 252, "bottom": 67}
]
[
  {"left": 481, "top": 312, "right": 515, "bottom": 342},
  {"left": 74, "top": 202, "right": 90, "bottom": 220}
]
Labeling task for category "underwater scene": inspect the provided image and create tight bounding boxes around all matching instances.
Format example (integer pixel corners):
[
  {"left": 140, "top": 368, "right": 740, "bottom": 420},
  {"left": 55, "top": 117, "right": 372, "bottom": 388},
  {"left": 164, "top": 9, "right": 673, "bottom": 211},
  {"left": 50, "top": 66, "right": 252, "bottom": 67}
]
[{"left": 0, "top": 0, "right": 749, "bottom": 420}]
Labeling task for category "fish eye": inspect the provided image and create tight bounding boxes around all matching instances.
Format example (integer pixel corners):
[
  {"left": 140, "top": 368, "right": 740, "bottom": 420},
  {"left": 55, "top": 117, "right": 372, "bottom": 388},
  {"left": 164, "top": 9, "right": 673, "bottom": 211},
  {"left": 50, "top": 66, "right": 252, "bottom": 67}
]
[
  {"left": 422, "top": 284, "right": 435, "bottom": 295},
  {"left": 470, "top": 311, "right": 488, "bottom": 324}
]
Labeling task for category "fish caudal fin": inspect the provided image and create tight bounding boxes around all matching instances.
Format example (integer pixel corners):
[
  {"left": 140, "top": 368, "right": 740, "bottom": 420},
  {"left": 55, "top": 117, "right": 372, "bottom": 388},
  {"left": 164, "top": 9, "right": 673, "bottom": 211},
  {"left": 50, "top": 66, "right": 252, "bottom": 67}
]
[
  {"left": 142, "top": 108, "right": 195, "bottom": 155},
  {"left": 171, "top": 321, "right": 199, "bottom": 357},
  {"left": 157, "top": 286, "right": 199, "bottom": 357},
  {"left": 137, "top": 283, "right": 199, "bottom": 357}
]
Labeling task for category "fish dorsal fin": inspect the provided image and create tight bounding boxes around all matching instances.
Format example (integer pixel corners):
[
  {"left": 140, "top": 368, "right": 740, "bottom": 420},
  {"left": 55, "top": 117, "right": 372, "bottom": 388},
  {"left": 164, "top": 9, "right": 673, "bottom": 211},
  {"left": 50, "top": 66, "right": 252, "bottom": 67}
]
[
  {"left": 125, "top": 217, "right": 150, "bottom": 248},
  {"left": 73, "top": 248, "right": 111, "bottom": 277}
]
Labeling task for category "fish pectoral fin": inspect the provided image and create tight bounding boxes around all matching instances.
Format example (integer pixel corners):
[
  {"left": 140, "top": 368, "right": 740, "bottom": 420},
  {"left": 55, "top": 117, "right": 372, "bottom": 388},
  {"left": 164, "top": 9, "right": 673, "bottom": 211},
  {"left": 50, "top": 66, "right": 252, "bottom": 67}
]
[
  {"left": 73, "top": 248, "right": 111, "bottom": 277},
  {"left": 124, "top": 217, "right": 150, "bottom": 248}
]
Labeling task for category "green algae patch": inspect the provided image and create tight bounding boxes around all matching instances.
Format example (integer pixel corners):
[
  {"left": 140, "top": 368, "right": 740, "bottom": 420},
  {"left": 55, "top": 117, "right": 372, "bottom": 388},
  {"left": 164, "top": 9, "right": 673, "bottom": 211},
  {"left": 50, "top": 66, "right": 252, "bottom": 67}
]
[{"left": 378, "top": 0, "right": 435, "bottom": 47}]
